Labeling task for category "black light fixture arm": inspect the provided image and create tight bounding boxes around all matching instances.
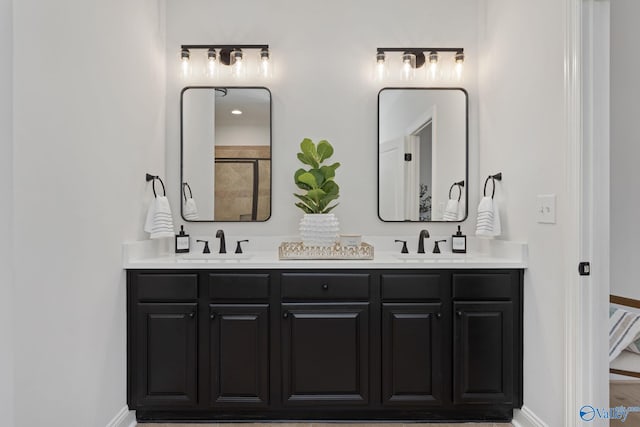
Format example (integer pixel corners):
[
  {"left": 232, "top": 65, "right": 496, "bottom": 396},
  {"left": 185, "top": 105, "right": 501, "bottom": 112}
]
[
  {"left": 376, "top": 47, "right": 463, "bottom": 54},
  {"left": 181, "top": 44, "right": 269, "bottom": 50}
]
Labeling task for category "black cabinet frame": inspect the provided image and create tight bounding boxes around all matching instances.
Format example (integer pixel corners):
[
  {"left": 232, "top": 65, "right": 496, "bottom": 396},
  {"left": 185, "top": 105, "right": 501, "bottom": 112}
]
[{"left": 127, "top": 268, "right": 523, "bottom": 422}]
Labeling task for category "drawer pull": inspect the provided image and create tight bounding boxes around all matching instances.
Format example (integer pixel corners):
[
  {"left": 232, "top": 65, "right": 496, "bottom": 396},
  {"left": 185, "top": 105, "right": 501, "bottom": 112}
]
[
  {"left": 436, "top": 312, "right": 442, "bottom": 319},
  {"left": 322, "top": 283, "right": 329, "bottom": 290},
  {"left": 283, "top": 311, "right": 289, "bottom": 319},
  {"left": 210, "top": 313, "right": 216, "bottom": 320},
  {"left": 457, "top": 311, "right": 462, "bottom": 317},
  {"left": 189, "top": 312, "right": 195, "bottom": 319}
]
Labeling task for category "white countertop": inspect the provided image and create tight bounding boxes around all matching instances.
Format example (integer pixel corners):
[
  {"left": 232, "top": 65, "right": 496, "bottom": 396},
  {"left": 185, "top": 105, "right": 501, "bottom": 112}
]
[{"left": 123, "top": 237, "right": 527, "bottom": 270}]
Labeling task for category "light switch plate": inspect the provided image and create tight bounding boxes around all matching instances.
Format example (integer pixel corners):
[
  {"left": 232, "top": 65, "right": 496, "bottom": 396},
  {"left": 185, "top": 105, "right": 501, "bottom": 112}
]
[{"left": 537, "top": 194, "right": 556, "bottom": 224}]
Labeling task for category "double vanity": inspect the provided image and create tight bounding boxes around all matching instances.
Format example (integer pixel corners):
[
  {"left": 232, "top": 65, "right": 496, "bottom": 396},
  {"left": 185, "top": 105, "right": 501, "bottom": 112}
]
[{"left": 125, "top": 239, "right": 526, "bottom": 423}]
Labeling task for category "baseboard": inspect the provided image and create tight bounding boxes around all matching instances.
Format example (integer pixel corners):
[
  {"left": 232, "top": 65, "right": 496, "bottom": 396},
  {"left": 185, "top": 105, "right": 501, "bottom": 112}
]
[
  {"left": 512, "top": 405, "right": 548, "bottom": 427},
  {"left": 106, "top": 405, "right": 136, "bottom": 427}
]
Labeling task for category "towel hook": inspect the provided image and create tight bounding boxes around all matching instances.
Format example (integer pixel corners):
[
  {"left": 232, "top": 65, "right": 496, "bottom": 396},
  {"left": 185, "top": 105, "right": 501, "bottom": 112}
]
[
  {"left": 483, "top": 172, "right": 502, "bottom": 199},
  {"left": 146, "top": 173, "right": 166, "bottom": 198},
  {"left": 448, "top": 180, "right": 465, "bottom": 202},
  {"left": 182, "top": 182, "right": 193, "bottom": 202}
]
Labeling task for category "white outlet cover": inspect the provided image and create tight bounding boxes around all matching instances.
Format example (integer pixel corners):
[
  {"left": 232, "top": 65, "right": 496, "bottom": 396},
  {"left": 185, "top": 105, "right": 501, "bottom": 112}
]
[{"left": 537, "top": 194, "right": 556, "bottom": 224}]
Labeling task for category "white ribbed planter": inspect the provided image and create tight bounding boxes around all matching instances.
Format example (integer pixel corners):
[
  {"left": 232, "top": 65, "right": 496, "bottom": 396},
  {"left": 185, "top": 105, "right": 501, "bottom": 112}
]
[{"left": 299, "top": 213, "right": 340, "bottom": 247}]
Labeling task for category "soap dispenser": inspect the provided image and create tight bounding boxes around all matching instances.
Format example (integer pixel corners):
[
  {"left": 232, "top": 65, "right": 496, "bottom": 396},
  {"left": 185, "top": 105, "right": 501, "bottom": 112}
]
[
  {"left": 452, "top": 225, "right": 467, "bottom": 254},
  {"left": 175, "top": 225, "right": 190, "bottom": 253}
]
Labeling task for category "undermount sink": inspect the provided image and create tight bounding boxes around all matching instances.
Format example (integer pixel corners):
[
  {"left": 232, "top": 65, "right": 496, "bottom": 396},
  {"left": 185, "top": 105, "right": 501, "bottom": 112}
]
[
  {"left": 177, "top": 253, "right": 252, "bottom": 262},
  {"left": 392, "top": 253, "right": 467, "bottom": 262}
]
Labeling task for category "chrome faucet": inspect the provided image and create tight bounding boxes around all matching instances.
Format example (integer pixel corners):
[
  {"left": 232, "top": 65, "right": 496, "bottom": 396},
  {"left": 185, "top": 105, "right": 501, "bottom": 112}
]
[
  {"left": 215, "top": 229, "right": 226, "bottom": 254},
  {"left": 417, "top": 229, "right": 430, "bottom": 254}
]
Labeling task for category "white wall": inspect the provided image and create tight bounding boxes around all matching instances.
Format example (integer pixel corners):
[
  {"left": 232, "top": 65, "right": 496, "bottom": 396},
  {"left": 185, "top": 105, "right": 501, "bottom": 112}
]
[
  {"left": 166, "top": 0, "right": 480, "bottom": 243},
  {"left": 610, "top": 0, "right": 640, "bottom": 300},
  {"left": 0, "top": 0, "right": 14, "bottom": 424},
  {"left": 12, "top": 0, "right": 165, "bottom": 426},
  {"left": 479, "top": 0, "right": 567, "bottom": 425}
]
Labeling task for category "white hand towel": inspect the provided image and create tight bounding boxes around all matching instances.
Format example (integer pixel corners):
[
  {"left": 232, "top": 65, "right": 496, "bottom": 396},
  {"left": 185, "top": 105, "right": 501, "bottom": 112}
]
[
  {"left": 457, "top": 199, "right": 466, "bottom": 221},
  {"left": 443, "top": 199, "right": 459, "bottom": 221},
  {"left": 145, "top": 196, "right": 175, "bottom": 239},
  {"left": 476, "top": 196, "right": 501, "bottom": 237},
  {"left": 476, "top": 196, "right": 495, "bottom": 237},
  {"left": 183, "top": 197, "right": 199, "bottom": 221}
]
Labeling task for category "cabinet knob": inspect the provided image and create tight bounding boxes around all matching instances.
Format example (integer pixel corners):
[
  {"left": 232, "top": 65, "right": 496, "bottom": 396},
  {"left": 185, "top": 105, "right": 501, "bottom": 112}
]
[
  {"left": 189, "top": 312, "right": 195, "bottom": 319},
  {"left": 457, "top": 311, "right": 462, "bottom": 317},
  {"left": 436, "top": 312, "right": 442, "bottom": 319},
  {"left": 283, "top": 311, "right": 289, "bottom": 319},
  {"left": 210, "top": 313, "right": 216, "bottom": 320},
  {"left": 321, "top": 283, "right": 329, "bottom": 290}
]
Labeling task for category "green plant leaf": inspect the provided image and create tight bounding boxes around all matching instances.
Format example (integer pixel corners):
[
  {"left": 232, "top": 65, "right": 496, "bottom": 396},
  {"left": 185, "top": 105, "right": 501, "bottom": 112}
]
[
  {"left": 300, "top": 139, "right": 319, "bottom": 168},
  {"left": 294, "top": 168, "right": 312, "bottom": 190},
  {"left": 293, "top": 193, "right": 318, "bottom": 209},
  {"left": 322, "top": 180, "right": 339, "bottom": 196},
  {"left": 316, "top": 140, "right": 334, "bottom": 162},
  {"left": 297, "top": 152, "right": 317, "bottom": 168},
  {"left": 309, "top": 168, "right": 325, "bottom": 187},
  {"left": 297, "top": 172, "right": 319, "bottom": 189},
  {"left": 307, "top": 188, "right": 327, "bottom": 204},
  {"left": 319, "top": 193, "right": 339, "bottom": 210},
  {"left": 295, "top": 202, "right": 315, "bottom": 214},
  {"left": 322, "top": 203, "right": 339, "bottom": 214}
]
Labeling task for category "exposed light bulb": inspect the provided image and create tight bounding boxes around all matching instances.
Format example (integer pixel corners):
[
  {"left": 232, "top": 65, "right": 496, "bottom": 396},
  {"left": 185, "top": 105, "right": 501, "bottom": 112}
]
[
  {"left": 206, "top": 48, "right": 218, "bottom": 78},
  {"left": 180, "top": 49, "right": 191, "bottom": 78},
  {"left": 401, "top": 53, "right": 416, "bottom": 81},
  {"left": 374, "top": 52, "right": 387, "bottom": 81},
  {"left": 428, "top": 51, "right": 439, "bottom": 81},
  {"left": 259, "top": 48, "right": 272, "bottom": 78},
  {"left": 231, "top": 50, "right": 245, "bottom": 79},
  {"left": 454, "top": 51, "right": 464, "bottom": 81}
]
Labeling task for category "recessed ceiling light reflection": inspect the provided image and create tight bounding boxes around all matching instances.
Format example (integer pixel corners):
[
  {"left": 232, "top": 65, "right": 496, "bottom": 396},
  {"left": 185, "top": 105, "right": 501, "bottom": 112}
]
[{"left": 231, "top": 109, "right": 243, "bottom": 115}]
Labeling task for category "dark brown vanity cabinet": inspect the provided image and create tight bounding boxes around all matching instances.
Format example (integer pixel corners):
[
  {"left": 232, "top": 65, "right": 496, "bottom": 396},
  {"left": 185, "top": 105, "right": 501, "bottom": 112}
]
[
  {"left": 128, "top": 272, "right": 199, "bottom": 409},
  {"left": 127, "top": 268, "right": 523, "bottom": 422},
  {"left": 280, "top": 273, "right": 371, "bottom": 406},
  {"left": 452, "top": 271, "right": 522, "bottom": 407},
  {"left": 380, "top": 273, "right": 448, "bottom": 407}
]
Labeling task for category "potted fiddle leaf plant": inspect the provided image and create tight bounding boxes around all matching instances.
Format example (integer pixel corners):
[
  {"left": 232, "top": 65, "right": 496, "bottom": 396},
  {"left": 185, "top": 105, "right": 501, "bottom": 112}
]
[{"left": 293, "top": 138, "right": 341, "bottom": 246}]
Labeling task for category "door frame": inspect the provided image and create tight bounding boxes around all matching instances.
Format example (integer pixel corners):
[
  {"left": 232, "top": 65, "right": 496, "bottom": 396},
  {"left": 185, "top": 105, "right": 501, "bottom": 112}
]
[{"left": 564, "top": 0, "right": 610, "bottom": 425}]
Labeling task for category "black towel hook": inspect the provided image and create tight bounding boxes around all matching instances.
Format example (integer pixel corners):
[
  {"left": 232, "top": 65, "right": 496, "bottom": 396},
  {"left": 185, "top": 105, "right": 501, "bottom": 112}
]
[
  {"left": 146, "top": 173, "right": 166, "bottom": 198},
  {"left": 182, "top": 182, "right": 193, "bottom": 202},
  {"left": 483, "top": 172, "right": 502, "bottom": 199},
  {"left": 448, "top": 180, "right": 465, "bottom": 202}
]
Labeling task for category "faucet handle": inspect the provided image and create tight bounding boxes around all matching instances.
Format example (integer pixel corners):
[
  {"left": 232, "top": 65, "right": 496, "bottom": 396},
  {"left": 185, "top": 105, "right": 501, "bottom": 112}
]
[
  {"left": 235, "top": 240, "right": 249, "bottom": 254},
  {"left": 433, "top": 239, "right": 446, "bottom": 254},
  {"left": 394, "top": 239, "right": 409, "bottom": 254},
  {"left": 196, "top": 239, "right": 210, "bottom": 254}
]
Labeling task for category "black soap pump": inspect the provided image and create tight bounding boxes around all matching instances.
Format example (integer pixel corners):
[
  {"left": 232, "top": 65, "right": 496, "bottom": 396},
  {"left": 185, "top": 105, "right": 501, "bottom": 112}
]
[
  {"left": 452, "top": 225, "right": 467, "bottom": 254},
  {"left": 175, "top": 225, "right": 190, "bottom": 254}
]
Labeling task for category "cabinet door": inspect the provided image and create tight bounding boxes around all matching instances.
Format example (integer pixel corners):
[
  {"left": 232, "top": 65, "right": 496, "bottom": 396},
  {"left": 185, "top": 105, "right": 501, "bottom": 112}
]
[
  {"left": 281, "top": 303, "right": 369, "bottom": 406},
  {"left": 209, "top": 304, "right": 269, "bottom": 407},
  {"left": 453, "top": 301, "right": 513, "bottom": 404},
  {"left": 134, "top": 303, "right": 198, "bottom": 408},
  {"left": 382, "top": 303, "right": 444, "bottom": 406}
]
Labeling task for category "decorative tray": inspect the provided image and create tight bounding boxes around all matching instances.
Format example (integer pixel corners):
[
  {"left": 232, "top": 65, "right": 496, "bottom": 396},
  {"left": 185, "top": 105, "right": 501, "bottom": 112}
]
[{"left": 278, "top": 241, "right": 374, "bottom": 260}]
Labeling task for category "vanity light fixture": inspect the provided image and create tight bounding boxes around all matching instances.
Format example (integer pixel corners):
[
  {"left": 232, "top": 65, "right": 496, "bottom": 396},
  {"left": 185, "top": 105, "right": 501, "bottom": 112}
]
[
  {"left": 375, "top": 47, "right": 464, "bottom": 82},
  {"left": 179, "top": 44, "right": 271, "bottom": 80},
  {"left": 206, "top": 48, "right": 218, "bottom": 78},
  {"left": 180, "top": 48, "right": 192, "bottom": 78}
]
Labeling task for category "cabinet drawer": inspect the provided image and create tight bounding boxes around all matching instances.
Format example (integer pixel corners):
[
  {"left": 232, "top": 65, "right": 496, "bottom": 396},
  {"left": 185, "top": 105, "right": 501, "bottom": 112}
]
[
  {"left": 452, "top": 272, "right": 514, "bottom": 299},
  {"left": 381, "top": 274, "right": 442, "bottom": 300},
  {"left": 208, "top": 274, "right": 270, "bottom": 300},
  {"left": 136, "top": 273, "right": 198, "bottom": 301},
  {"left": 281, "top": 273, "right": 370, "bottom": 300}
]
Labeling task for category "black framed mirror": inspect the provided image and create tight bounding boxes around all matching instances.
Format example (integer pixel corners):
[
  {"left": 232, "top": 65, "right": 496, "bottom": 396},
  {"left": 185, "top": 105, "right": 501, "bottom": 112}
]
[
  {"left": 378, "top": 87, "right": 468, "bottom": 222},
  {"left": 180, "top": 86, "right": 271, "bottom": 222}
]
